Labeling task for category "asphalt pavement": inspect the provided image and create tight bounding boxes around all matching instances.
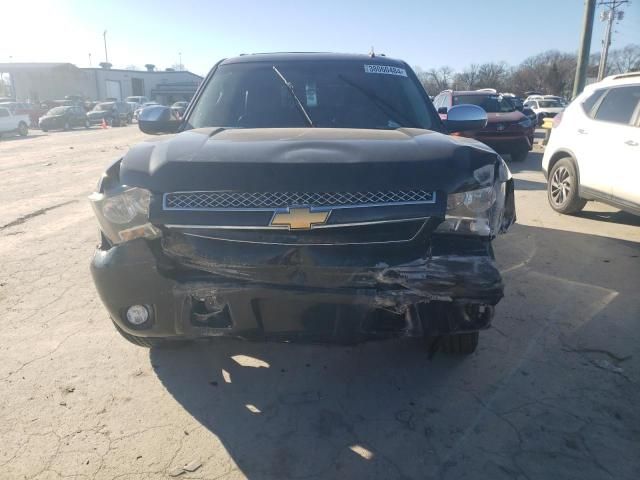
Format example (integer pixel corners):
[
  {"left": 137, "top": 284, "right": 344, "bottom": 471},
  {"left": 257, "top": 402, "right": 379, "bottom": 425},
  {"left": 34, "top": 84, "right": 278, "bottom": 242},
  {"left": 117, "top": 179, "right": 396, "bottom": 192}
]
[{"left": 1, "top": 127, "right": 639, "bottom": 479}]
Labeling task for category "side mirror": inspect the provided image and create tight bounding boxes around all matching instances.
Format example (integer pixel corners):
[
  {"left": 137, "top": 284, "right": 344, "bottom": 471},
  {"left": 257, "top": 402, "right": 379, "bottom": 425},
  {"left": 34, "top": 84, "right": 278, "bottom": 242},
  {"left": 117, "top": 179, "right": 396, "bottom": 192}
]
[
  {"left": 437, "top": 106, "right": 448, "bottom": 115},
  {"left": 444, "top": 104, "right": 488, "bottom": 133},
  {"left": 138, "top": 105, "right": 181, "bottom": 135},
  {"left": 515, "top": 104, "right": 523, "bottom": 112}
]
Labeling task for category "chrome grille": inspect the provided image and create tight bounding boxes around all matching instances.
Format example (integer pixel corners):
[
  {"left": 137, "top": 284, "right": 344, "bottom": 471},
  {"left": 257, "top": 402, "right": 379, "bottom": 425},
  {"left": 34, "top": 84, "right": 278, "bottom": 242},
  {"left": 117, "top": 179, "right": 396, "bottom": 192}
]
[{"left": 164, "top": 190, "right": 435, "bottom": 210}]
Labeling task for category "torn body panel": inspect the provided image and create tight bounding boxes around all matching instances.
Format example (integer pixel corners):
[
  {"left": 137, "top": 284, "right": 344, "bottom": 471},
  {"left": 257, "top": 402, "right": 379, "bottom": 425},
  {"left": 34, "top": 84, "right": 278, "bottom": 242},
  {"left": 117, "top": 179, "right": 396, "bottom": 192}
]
[{"left": 91, "top": 230, "right": 503, "bottom": 344}]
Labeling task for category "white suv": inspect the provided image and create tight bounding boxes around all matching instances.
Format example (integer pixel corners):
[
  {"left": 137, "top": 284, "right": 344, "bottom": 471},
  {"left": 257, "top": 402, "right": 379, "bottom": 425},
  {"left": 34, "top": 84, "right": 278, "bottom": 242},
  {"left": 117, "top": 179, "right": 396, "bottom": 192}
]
[
  {"left": 542, "top": 72, "right": 640, "bottom": 215},
  {"left": 524, "top": 96, "right": 565, "bottom": 126}
]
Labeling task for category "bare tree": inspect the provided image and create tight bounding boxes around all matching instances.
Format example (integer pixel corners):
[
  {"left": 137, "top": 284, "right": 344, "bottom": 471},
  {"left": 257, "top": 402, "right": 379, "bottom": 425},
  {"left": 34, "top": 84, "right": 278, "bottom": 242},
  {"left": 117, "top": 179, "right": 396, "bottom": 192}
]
[
  {"left": 609, "top": 44, "right": 640, "bottom": 74},
  {"left": 509, "top": 51, "right": 576, "bottom": 96},
  {"left": 422, "top": 66, "right": 454, "bottom": 94},
  {"left": 415, "top": 43, "right": 636, "bottom": 98},
  {"left": 454, "top": 64, "right": 481, "bottom": 90},
  {"left": 475, "top": 62, "right": 510, "bottom": 91}
]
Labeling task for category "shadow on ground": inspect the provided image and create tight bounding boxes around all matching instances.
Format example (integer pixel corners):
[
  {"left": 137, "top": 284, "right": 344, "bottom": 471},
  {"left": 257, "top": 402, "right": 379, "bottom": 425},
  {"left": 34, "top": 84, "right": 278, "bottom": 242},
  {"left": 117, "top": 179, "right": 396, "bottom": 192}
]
[
  {"left": 575, "top": 210, "right": 640, "bottom": 227},
  {"left": 505, "top": 150, "right": 543, "bottom": 174},
  {"left": 0, "top": 132, "right": 48, "bottom": 142},
  {"left": 150, "top": 224, "right": 640, "bottom": 480}
]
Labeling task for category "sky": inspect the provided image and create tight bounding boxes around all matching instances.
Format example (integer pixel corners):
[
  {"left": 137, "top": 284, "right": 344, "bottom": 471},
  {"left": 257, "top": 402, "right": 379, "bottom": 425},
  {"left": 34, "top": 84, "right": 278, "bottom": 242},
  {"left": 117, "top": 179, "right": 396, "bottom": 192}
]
[{"left": 1, "top": 0, "right": 638, "bottom": 76}]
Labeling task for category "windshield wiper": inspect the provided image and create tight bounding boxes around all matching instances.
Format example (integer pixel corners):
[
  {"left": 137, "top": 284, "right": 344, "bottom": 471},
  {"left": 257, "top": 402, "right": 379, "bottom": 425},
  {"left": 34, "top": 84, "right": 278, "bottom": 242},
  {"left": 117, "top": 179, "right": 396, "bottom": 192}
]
[
  {"left": 337, "top": 75, "right": 414, "bottom": 128},
  {"left": 272, "top": 66, "right": 314, "bottom": 127}
]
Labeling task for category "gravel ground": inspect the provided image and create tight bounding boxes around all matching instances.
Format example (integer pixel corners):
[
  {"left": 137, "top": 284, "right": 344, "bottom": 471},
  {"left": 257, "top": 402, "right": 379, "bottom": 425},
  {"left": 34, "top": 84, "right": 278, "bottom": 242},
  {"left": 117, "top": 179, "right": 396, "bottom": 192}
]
[{"left": 1, "top": 127, "right": 639, "bottom": 479}]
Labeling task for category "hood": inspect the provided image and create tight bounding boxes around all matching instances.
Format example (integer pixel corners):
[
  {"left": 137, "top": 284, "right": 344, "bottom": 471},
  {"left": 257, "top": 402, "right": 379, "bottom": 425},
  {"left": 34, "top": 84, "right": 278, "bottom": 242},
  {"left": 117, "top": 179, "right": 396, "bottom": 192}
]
[
  {"left": 486, "top": 111, "right": 524, "bottom": 123},
  {"left": 119, "top": 127, "right": 500, "bottom": 194}
]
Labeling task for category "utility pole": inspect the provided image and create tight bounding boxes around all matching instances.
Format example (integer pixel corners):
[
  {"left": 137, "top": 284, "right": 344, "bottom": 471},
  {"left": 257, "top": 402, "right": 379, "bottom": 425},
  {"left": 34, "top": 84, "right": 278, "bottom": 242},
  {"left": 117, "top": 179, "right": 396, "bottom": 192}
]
[
  {"left": 179, "top": 52, "right": 182, "bottom": 71},
  {"left": 103, "top": 30, "right": 109, "bottom": 64},
  {"left": 573, "top": 0, "right": 597, "bottom": 99},
  {"left": 597, "top": 0, "right": 628, "bottom": 81},
  {"left": 88, "top": 53, "right": 92, "bottom": 67}
]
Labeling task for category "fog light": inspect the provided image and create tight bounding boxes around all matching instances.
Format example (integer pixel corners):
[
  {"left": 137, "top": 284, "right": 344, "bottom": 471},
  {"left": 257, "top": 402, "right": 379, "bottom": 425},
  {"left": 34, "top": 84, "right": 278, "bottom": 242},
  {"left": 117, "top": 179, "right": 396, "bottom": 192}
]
[{"left": 126, "top": 305, "right": 149, "bottom": 325}]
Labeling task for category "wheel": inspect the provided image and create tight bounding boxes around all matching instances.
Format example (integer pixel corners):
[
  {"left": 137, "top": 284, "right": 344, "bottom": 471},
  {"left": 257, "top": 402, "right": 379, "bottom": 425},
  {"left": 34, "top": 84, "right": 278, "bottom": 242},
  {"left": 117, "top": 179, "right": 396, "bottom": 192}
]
[
  {"left": 18, "top": 122, "right": 28, "bottom": 136},
  {"left": 107, "top": 117, "right": 114, "bottom": 127},
  {"left": 510, "top": 149, "right": 528, "bottom": 162},
  {"left": 111, "top": 320, "right": 189, "bottom": 349},
  {"left": 63, "top": 121, "right": 70, "bottom": 131},
  {"left": 426, "top": 332, "right": 479, "bottom": 355},
  {"left": 84, "top": 119, "right": 90, "bottom": 129},
  {"left": 547, "top": 158, "right": 586, "bottom": 214},
  {"left": 42, "top": 128, "right": 48, "bottom": 132},
  {"left": 440, "top": 332, "right": 479, "bottom": 354}
]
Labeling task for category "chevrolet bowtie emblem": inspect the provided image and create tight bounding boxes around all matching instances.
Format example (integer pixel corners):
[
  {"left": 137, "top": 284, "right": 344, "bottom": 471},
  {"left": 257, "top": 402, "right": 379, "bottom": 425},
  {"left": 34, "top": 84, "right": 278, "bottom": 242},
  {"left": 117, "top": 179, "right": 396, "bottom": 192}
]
[{"left": 271, "top": 208, "right": 330, "bottom": 230}]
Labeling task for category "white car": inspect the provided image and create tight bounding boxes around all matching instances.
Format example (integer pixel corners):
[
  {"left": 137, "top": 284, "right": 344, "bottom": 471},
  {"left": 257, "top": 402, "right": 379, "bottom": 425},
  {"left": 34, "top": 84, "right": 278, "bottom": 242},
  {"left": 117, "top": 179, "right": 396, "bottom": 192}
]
[
  {"left": 542, "top": 72, "right": 640, "bottom": 216},
  {"left": 0, "top": 106, "right": 29, "bottom": 138},
  {"left": 523, "top": 96, "right": 564, "bottom": 125}
]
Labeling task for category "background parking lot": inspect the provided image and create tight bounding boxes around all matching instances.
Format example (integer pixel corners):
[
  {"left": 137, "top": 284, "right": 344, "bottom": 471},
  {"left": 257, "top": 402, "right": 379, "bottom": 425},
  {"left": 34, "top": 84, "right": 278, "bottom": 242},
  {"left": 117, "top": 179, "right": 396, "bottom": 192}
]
[{"left": 1, "top": 128, "right": 639, "bottom": 479}]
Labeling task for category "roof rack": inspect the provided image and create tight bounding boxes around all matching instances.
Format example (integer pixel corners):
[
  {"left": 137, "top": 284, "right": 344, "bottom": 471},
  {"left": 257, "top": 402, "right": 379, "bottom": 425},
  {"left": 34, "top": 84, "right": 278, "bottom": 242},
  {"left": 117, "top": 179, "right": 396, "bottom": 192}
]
[{"left": 610, "top": 71, "right": 640, "bottom": 80}]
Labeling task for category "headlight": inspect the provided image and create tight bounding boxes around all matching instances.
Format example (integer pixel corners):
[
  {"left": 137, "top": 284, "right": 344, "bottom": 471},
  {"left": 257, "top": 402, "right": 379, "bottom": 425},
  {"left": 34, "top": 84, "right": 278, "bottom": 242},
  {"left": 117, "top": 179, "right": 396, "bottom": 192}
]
[
  {"left": 102, "top": 188, "right": 150, "bottom": 224},
  {"left": 518, "top": 117, "right": 532, "bottom": 128},
  {"left": 89, "top": 187, "right": 160, "bottom": 245},
  {"left": 446, "top": 186, "right": 496, "bottom": 213},
  {"left": 437, "top": 161, "right": 509, "bottom": 237}
]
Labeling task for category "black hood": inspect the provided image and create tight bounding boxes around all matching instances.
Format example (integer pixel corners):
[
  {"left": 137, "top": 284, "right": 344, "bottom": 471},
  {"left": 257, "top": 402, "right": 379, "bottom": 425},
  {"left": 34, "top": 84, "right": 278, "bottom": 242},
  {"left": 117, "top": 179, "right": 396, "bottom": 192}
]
[{"left": 119, "top": 127, "right": 500, "bottom": 194}]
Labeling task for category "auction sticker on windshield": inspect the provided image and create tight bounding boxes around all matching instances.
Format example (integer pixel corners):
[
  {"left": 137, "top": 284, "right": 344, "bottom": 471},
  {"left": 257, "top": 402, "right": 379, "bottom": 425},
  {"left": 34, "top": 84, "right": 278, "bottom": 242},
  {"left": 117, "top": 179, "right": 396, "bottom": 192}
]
[{"left": 364, "top": 65, "right": 407, "bottom": 76}]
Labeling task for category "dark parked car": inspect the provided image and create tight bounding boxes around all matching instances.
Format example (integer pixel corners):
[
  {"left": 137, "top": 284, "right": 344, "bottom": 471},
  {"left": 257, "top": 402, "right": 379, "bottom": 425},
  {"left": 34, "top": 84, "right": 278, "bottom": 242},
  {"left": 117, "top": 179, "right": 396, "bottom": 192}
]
[
  {"left": 433, "top": 90, "right": 535, "bottom": 162},
  {"left": 87, "top": 102, "right": 130, "bottom": 126},
  {"left": 133, "top": 102, "right": 160, "bottom": 121},
  {"left": 90, "top": 53, "right": 515, "bottom": 354},
  {"left": 39, "top": 106, "right": 90, "bottom": 131}
]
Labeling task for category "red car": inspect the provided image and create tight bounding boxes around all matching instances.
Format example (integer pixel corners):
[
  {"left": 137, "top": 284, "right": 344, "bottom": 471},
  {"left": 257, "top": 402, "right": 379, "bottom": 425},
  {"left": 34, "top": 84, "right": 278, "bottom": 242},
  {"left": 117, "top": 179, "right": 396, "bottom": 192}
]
[{"left": 433, "top": 90, "right": 535, "bottom": 162}]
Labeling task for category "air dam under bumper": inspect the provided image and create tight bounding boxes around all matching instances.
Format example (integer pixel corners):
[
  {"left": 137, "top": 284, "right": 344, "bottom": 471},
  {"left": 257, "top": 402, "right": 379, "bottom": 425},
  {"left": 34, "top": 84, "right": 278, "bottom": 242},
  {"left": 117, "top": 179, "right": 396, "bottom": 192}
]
[{"left": 91, "top": 237, "right": 504, "bottom": 344}]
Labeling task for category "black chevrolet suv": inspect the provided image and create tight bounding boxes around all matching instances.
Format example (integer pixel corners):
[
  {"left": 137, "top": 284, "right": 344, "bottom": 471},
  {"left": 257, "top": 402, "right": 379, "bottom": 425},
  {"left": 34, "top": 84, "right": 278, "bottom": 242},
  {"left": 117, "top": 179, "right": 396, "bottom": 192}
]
[{"left": 90, "top": 53, "right": 515, "bottom": 355}]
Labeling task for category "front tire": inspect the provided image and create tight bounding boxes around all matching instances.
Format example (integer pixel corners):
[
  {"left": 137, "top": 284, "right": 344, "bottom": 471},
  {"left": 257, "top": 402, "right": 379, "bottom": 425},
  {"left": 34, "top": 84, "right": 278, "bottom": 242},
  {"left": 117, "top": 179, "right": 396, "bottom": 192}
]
[
  {"left": 440, "top": 332, "right": 479, "bottom": 354},
  {"left": 111, "top": 320, "right": 189, "bottom": 349},
  {"left": 18, "top": 122, "right": 28, "bottom": 136},
  {"left": 63, "top": 121, "right": 70, "bottom": 131},
  {"left": 510, "top": 149, "right": 528, "bottom": 162},
  {"left": 547, "top": 158, "right": 586, "bottom": 214}
]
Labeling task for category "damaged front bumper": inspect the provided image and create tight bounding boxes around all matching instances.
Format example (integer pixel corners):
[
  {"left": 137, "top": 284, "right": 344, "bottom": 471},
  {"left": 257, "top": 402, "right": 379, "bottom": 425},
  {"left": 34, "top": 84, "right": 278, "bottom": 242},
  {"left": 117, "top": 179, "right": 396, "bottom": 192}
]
[{"left": 91, "top": 234, "right": 504, "bottom": 344}]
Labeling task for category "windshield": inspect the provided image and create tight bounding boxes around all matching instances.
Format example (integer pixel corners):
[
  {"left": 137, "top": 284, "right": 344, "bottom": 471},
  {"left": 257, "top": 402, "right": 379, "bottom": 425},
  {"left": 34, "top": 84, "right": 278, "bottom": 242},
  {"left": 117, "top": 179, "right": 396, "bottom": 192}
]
[
  {"left": 453, "top": 94, "right": 515, "bottom": 113},
  {"left": 188, "top": 61, "right": 435, "bottom": 130},
  {"left": 95, "top": 103, "right": 114, "bottom": 111},
  {"left": 538, "top": 100, "right": 561, "bottom": 108},
  {"left": 48, "top": 107, "right": 69, "bottom": 115}
]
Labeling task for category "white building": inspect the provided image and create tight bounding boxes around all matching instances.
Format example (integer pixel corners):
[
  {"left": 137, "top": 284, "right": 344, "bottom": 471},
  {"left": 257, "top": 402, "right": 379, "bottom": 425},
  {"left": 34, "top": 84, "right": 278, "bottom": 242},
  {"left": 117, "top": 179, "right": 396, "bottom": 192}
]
[{"left": 0, "top": 63, "right": 203, "bottom": 104}]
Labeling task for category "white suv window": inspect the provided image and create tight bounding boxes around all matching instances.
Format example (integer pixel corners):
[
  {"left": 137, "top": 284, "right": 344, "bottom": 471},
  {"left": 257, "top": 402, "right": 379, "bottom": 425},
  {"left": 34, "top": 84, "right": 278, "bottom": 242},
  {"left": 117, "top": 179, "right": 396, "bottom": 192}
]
[
  {"left": 593, "top": 86, "right": 640, "bottom": 125},
  {"left": 581, "top": 89, "right": 606, "bottom": 117}
]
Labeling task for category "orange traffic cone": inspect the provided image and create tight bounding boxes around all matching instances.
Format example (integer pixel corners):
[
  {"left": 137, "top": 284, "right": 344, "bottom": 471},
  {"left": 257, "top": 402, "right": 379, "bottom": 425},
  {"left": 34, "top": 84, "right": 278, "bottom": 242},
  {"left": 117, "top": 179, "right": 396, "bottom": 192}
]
[{"left": 101, "top": 118, "right": 107, "bottom": 129}]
